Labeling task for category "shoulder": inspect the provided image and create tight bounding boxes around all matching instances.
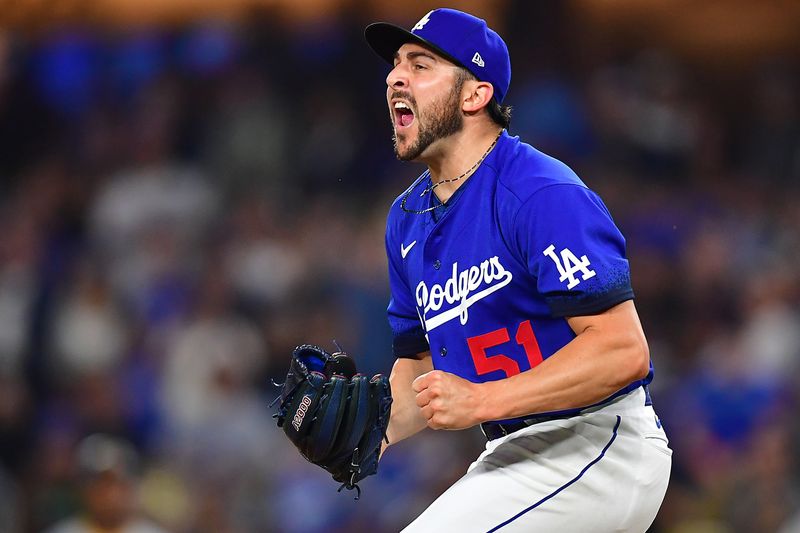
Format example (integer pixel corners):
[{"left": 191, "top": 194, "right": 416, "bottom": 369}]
[
  {"left": 488, "top": 134, "right": 601, "bottom": 233},
  {"left": 492, "top": 133, "right": 588, "bottom": 203}
]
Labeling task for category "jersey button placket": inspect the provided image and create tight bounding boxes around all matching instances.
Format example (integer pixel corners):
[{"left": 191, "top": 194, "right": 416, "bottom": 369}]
[
  {"left": 433, "top": 259, "right": 441, "bottom": 270},
  {"left": 439, "top": 346, "right": 447, "bottom": 357}
]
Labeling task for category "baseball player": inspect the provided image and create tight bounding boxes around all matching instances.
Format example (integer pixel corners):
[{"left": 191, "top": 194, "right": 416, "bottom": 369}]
[{"left": 364, "top": 8, "right": 672, "bottom": 532}]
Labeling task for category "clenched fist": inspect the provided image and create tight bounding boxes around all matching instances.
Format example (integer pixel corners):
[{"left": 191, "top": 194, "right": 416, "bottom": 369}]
[{"left": 412, "top": 370, "right": 488, "bottom": 430}]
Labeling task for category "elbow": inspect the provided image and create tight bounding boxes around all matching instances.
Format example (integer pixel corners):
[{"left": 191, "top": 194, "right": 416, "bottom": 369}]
[
  {"left": 628, "top": 331, "right": 651, "bottom": 382},
  {"left": 611, "top": 330, "right": 650, "bottom": 386}
]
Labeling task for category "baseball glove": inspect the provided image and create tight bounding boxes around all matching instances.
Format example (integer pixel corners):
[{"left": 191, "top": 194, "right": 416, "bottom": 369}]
[{"left": 272, "top": 344, "right": 392, "bottom": 498}]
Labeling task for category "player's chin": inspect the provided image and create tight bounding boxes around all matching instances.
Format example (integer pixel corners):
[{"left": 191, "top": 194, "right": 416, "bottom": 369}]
[
  {"left": 393, "top": 130, "right": 417, "bottom": 160},
  {"left": 393, "top": 144, "right": 416, "bottom": 162}
]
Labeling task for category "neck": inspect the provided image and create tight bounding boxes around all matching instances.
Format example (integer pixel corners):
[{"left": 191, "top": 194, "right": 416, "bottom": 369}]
[{"left": 423, "top": 124, "right": 503, "bottom": 202}]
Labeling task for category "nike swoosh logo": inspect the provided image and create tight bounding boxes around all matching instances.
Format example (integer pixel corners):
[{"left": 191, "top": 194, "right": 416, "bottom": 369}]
[{"left": 401, "top": 240, "right": 417, "bottom": 259}]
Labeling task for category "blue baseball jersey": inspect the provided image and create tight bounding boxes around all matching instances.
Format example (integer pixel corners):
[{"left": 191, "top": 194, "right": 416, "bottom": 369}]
[{"left": 385, "top": 131, "right": 653, "bottom": 420}]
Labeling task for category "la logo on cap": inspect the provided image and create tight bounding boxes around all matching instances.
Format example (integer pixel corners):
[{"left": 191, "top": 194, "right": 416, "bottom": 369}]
[
  {"left": 472, "top": 52, "right": 485, "bottom": 67},
  {"left": 413, "top": 10, "right": 433, "bottom": 31}
]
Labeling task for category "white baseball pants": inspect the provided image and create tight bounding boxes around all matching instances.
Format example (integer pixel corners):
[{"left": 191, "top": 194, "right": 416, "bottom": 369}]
[{"left": 402, "top": 387, "right": 671, "bottom": 532}]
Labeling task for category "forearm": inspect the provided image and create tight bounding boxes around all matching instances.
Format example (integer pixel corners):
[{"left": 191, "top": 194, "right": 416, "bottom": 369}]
[
  {"left": 383, "top": 353, "right": 433, "bottom": 448},
  {"left": 479, "top": 301, "right": 650, "bottom": 421}
]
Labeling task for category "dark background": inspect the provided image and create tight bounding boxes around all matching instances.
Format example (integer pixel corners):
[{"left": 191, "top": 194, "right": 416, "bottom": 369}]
[{"left": 0, "top": 1, "right": 799, "bottom": 531}]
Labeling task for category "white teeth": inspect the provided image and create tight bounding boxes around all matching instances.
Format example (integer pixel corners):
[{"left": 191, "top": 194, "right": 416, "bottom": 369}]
[{"left": 394, "top": 102, "right": 410, "bottom": 110}]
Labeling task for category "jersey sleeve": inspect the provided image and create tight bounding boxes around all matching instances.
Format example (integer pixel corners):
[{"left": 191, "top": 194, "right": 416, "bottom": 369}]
[
  {"left": 513, "top": 183, "right": 634, "bottom": 317},
  {"left": 385, "top": 225, "right": 429, "bottom": 359}
]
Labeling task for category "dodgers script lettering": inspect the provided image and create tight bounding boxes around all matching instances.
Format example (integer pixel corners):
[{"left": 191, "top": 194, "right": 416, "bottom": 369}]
[{"left": 415, "top": 256, "right": 513, "bottom": 331}]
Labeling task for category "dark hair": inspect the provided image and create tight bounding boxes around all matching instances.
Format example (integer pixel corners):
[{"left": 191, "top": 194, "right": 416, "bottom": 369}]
[
  {"left": 456, "top": 68, "right": 512, "bottom": 130},
  {"left": 487, "top": 98, "right": 512, "bottom": 130}
]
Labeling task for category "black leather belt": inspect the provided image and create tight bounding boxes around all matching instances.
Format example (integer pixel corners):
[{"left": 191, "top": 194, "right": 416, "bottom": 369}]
[
  {"left": 480, "top": 413, "right": 571, "bottom": 441},
  {"left": 480, "top": 385, "right": 651, "bottom": 441}
]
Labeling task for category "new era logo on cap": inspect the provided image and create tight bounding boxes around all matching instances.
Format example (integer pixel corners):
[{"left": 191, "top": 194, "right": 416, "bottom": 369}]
[
  {"left": 365, "top": 8, "right": 512, "bottom": 103},
  {"left": 412, "top": 10, "right": 432, "bottom": 31}
]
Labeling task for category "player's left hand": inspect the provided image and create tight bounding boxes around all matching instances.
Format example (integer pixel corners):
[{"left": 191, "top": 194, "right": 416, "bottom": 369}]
[{"left": 412, "top": 370, "right": 486, "bottom": 430}]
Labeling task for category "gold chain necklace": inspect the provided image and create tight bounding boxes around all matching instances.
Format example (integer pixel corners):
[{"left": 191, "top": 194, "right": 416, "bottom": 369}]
[{"left": 400, "top": 130, "right": 502, "bottom": 215}]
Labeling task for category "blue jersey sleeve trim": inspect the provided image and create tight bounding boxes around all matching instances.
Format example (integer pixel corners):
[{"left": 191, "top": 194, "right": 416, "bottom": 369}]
[
  {"left": 547, "top": 287, "right": 635, "bottom": 317},
  {"left": 393, "top": 332, "right": 430, "bottom": 359}
]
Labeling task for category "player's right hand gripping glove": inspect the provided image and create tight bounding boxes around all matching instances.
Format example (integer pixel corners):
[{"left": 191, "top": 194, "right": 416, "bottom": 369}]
[{"left": 272, "top": 344, "right": 392, "bottom": 498}]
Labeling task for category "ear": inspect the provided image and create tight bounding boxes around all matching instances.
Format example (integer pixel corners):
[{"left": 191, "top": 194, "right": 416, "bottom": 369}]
[{"left": 461, "top": 80, "right": 494, "bottom": 114}]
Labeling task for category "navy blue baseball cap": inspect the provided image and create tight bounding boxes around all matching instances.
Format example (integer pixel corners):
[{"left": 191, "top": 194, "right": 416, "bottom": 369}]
[{"left": 365, "top": 8, "right": 511, "bottom": 104}]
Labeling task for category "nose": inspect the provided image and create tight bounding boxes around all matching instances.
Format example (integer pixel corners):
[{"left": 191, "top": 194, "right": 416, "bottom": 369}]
[{"left": 386, "top": 63, "right": 408, "bottom": 90}]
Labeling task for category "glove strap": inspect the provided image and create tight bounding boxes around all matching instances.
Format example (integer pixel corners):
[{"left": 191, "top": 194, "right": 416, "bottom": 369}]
[{"left": 336, "top": 447, "right": 363, "bottom": 500}]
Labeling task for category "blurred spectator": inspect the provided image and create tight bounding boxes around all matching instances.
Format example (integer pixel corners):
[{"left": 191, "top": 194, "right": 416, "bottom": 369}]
[
  {"left": 43, "top": 434, "right": 166, "bottom": 533},
  {"left": 89, "top": 79, "right": 219, "bottom": 324},
  {"left": 741, "top": 62, "right": 800, "bottom": 186},
  {"left": 48, "top": 261, "right": 127, "bottom": 382},
  {"left": 202, "top": 66, "right": 291, "bottom": 195},
  {"left": 724, "top": 427, "right": 799, "bottom": 532},
  {"left": 223, "top": 195, "right": 306, "bottom": 311},
  {"left": 158, "top": 263, "right": 277, "bottom": 531}
]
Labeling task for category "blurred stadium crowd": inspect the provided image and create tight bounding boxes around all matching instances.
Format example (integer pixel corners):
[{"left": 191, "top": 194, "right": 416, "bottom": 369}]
[{"left": 1, "top": 4, "right": 799, "bottom": 533}]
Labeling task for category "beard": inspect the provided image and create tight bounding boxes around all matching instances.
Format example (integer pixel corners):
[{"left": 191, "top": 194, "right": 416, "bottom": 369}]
[{"left": 392, "top": 81, "right": 465, "bottom": 162}]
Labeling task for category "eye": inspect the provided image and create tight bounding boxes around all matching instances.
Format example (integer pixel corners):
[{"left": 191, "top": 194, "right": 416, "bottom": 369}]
[{"left": 413, "top": 63, "right": 427, "bottom": 71}]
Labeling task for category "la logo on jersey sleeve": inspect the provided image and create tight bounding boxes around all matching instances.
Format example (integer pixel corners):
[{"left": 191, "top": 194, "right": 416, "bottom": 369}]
[{"left": 543, "top": 244, "right": 596, "bottom": 290}]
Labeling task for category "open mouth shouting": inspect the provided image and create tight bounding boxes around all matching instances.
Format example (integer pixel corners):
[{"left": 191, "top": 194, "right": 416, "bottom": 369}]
[{"left": 392, "top": 100, "right": 416, "bottom": 130}]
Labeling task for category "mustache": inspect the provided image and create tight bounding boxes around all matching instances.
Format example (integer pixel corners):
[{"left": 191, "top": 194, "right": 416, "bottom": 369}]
[{"left": 389, "top": 91, "right": 417, "bottom": 110}]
